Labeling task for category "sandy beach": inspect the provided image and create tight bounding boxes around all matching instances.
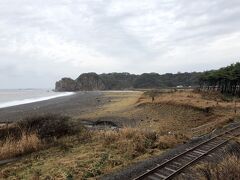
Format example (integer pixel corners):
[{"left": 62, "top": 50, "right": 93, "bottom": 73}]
[{"left": 0, "top": 91, "right": 106, "bottom": 123}]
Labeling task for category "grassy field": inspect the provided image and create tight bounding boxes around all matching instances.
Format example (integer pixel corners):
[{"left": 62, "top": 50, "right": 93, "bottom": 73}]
[{"left": 0, "top": 90, "right": 239, "bottom": 179}]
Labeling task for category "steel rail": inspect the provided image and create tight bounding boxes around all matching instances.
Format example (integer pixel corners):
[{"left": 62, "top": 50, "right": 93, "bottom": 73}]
[{"left": 133, "top": 125, "right": 240, "bottom": 180}]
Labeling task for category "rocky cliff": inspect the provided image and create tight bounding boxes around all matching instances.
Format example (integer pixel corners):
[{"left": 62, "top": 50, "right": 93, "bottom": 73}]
[
  {"left": 55, "top": 78, "right": 77, "bottom": 92},
  {"left": 75, "top": 73, "right": 106, "bottom": 91}
]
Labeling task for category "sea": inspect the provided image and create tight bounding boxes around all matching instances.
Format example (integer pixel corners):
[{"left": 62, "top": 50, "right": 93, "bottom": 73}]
[{"left": 0, "top": 89, "right": 75, "bottom": 109}]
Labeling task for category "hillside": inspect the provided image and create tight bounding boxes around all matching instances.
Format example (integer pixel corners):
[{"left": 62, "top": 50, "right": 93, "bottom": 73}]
[{"left": 55, "top": 72, "right": 202, "bottom": 91}]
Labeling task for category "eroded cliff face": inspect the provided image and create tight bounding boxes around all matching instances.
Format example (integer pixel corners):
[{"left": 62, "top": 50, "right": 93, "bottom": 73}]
[
  {"left": 75, "top": 73, "right": 106, "bottom": 91},
  {"left": 55, "top": 73, "right": 106, "bottom": 91},
  {"left": 55, "top": 78, "right": 77, "bottom": 92}
]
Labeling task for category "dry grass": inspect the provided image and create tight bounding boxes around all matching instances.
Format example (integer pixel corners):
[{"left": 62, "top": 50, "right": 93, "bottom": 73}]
[
  {"left": 95, "top": 128, "right": 188, "bottom": 159},
  {"left": 79, "top": 91, "right": 142, "bottom": 120},
  {"left": 175, "top": 140, "right": 240, "bottom": 180},
  {"left": 0, "top": 114, "right": 75, "bottom": 161},
  {"left": 157, "top": 134, "right": 188, "bottom": 149},
  {"left": 99, "top": 128, "right": 157, "bottom": 155},
  {"left": 0, "top": 132, "right": 43, "bottom": 160},
  {"left": 140, "top": 90, "right": 240, "bottom": 110},
  {"left": 80, "top": 128, "right": 188, "bottom": 179},
  {"left": 0, "top": 127, "right": 188, "bottom": 179},
  {"left": 137, "top": 90, "right": 240, "bottom": 136},
  {"left": 208, "top": 155, "right": 240, "bottom": 180},
  {"left": 190, "top": 155, "right": 240, "bottom": 180},
  {"left": 1, "top": 90, "right": 239, "bottom": 179}
]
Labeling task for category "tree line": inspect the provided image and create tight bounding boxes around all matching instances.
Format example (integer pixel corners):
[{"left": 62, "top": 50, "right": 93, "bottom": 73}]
[
  {"left": 56, "top": 72, "right": 202, "bottom": 91},
  {"left": 199, "top": 62, "right": 240, "bottom": 96}
]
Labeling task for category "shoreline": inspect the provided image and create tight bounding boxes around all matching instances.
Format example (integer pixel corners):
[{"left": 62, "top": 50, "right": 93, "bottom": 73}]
[
  {"left": 0, "top": 91, "right": 105, "bottom": 123},
  {"left": 0, "top": 92, "right": 75, "bottom": 109}
]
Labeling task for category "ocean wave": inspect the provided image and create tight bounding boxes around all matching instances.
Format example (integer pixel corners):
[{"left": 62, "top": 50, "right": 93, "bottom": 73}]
[{"left": 0, "top": 92, "right": 75, "bottom": 109}]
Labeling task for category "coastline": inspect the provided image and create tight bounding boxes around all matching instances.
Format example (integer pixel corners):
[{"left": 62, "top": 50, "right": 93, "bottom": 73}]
[
  {"left": 0, "top": 91, "right": 105, "bottom": 123},
  {"left": 0, "top": 92, "right": 75, "bottom": 109}
]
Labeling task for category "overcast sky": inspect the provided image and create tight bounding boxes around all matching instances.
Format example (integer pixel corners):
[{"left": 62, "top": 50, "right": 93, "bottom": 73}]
[{"left": 0, "top": 0, "right": 240, "bottom": 88}]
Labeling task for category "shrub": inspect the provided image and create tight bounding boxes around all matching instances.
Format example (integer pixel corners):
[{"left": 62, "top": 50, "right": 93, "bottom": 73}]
[
  {"left": 17, "top": 114, "right": 73, "bottom": 139},
  {"left": 0, "top": 126, "right": 22, "bottom": 141}
]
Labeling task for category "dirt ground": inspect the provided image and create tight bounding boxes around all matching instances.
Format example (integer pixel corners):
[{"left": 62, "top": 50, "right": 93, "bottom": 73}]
[
  {"left": 136, "top": 90, "right": 240, "bottom": 136},
  {"left": 77, "top": 91, "right": 143, "bottom": 127},
  {"left": 79, "top": 90, "right": 240, "bottom": 136}
]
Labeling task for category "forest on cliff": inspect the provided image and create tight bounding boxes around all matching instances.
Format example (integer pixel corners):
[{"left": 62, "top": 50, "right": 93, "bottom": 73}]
[
  {"left": 56, "top": 62, "right": 240, "bottom": 93},
  {"left": 55, "top": 72, "right": 201, "bottom": 91}
]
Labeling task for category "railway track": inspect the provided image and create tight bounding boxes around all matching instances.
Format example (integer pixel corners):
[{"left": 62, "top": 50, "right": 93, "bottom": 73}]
[{"left": 134, "top": 125, "right": 240, "bottom": 180}]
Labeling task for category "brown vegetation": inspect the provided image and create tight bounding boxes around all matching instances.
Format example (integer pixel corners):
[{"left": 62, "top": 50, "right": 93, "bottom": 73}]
[
  {"left": 0, "top": 126, "right": 188, "bottom": 179},
  {"left": 1, "top": 90, "right": 240, "bottom": 179},
  {"left": 138, "top": 90, "right": 240, "bottom": 136},
  {"left": 184, "top": 141, "right": 240, "bottom": 180},
  {"left": 17, "top": 114, "right": 74, "bottom": 139},
  {"left": 0, "top": 114, "right": 75, "bottom": 161},
  {"left": 97, "top": 128, "right": 186, "bottom": 157},
  {"left": 81, "top": 128, "right": 188, "bottom": 179},
  {"left": 199, "top": 155, "right": 240, "bottom": 180},
  {"left": 0, "top": 132, "right": 42, "bottom": 160},
  {"left": 175, "top": 154, "right": 240, "bottom": 180}
]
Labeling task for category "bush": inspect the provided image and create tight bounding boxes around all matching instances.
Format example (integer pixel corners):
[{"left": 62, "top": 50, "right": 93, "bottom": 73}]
[
  {"left": 0, "top": 126, "right": 22, "bottom": 141},
  {"left": 17, "top": 114, "right": 73, "bottom": 139}
]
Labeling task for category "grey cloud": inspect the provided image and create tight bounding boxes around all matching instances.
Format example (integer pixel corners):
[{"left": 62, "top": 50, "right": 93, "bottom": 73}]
[{"left": 0, "top": 0, "right": 239, "bottom": 88}]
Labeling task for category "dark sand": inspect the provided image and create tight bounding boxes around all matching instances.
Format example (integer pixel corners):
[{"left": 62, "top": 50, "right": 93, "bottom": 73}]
[{"left": 0, "top": 91, "right": 106, "bottom": 123}]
